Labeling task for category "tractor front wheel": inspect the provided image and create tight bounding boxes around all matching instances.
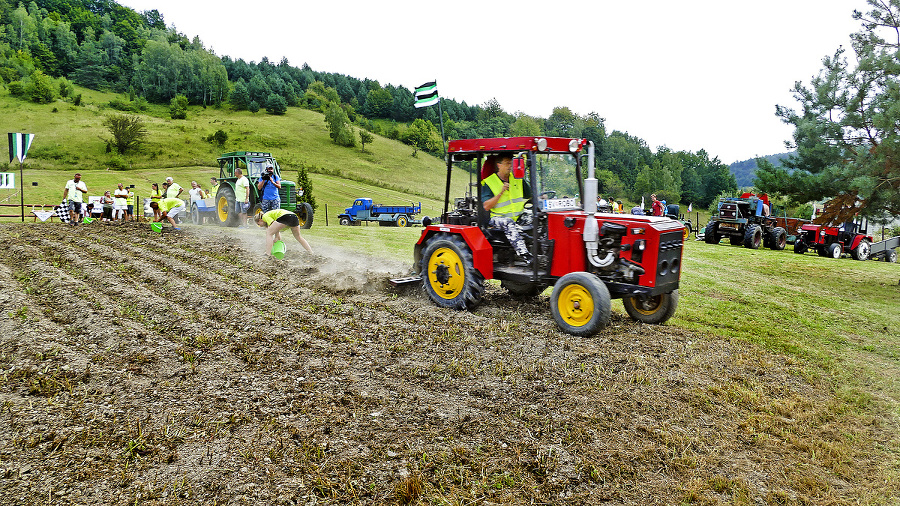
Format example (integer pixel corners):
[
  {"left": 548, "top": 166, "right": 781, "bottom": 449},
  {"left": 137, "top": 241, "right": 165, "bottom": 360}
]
[
  {"left": 743, "top": 224, "right": 762, "bottom": 249},
  {"left": 550, "top": 272, "right": 611, "bottom": 337},
  {"left": 770, "top": 227, "right": 787, "bottom": 250},
  {"left": 851, "top": 239, "right": 870, "bottom": 261},
  {"left": 421, "top": 233, "right": 485, "bottom": 310},
  {"left": 704, "top": 222, "right": 719, "bottom": 244},
  {"left": 794, "top": 240, "right": 808, "bottom": 254},
  {"left": 623, "top": 290, "right": 679, "bottom": 325},
  {"left": 828, "top": 242, "right": 842, "bottom": 258},
  {"left": 296, "top": 202, "right": 314, "bottom": 229}
]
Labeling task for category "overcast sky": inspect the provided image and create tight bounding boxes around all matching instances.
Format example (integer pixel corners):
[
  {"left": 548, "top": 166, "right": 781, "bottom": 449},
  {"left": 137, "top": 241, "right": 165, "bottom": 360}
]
[{"left": 119, "top": 0, "right": 864, "bottom": 164}]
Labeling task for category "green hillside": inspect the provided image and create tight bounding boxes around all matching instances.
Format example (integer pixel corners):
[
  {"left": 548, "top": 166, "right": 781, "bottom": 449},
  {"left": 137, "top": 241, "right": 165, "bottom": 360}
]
[
  {"left": 729, "top": 152, "right": 792, "bottom": 188},
  {"left": 0, "top": 86, "right": 465, "bottom": 221}
]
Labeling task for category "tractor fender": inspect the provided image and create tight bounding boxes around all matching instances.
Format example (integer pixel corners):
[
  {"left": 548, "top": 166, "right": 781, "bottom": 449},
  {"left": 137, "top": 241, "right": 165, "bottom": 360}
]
[
  {"left": 414, "top": 225, "right": 493, "bottom": 279},
  {"left": 848, "top": 234, "right": 873, "bottom": 250}
]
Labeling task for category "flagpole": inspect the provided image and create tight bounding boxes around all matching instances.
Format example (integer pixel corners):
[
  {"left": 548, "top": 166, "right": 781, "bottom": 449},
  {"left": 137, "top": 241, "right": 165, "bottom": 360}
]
[
  {"left": 437, "top": 97, "right": 446, "bottom": 156},
  {"left": 18, "top": 159, "right": 23, "bottom": 222}
]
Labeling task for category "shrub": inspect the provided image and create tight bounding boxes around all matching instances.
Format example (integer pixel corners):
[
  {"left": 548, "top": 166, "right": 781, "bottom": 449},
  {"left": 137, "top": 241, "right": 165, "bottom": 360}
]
[
  {"left": 248, "top": 100, "right": 260, "bottom": 113},
  {"left": 207, "top": 129, "right": 228, "bottom": 146},
  {"left": 265, "top": 93, "right": 287, "bottom": 115},
  {"left": 8, "top": 81, "right": 24, "bottom": 96},
  {"left": 170, "top": 95, "right": 188, "bottom": 119}
]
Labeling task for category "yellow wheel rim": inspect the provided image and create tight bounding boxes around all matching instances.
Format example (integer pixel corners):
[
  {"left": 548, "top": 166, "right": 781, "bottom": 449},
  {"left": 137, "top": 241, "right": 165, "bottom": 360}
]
[
  {"left": 427, "top": 246, "right": 465, "bottom": 300},
  {"left": 682, "top": 227, "right": 689, "bottom": 240},
  {"left": 630, "top": 295, "right": 662, "bottom": 315},
  {"left": 558, "top": 284, "right": 594, "bottom": 327},
  {"left": 398, "top": 216, "right": 407, "bottom": 227},
  {"left": 217, "top": 196, "right": 229, "bottom": 222}
]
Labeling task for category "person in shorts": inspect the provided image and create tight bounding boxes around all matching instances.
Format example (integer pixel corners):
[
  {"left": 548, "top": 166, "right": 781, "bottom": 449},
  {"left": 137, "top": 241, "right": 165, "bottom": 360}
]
[
  {"left": 62, "top": 173, "right": 88, "bottom": 224},
  {"left": 254, "top": 209, "right": 313, "bottom": 255},
  {"left": 234, "top": 167, "right": 251, "bottom": 226},
  {"left": 150, "top": 197, "right": 186, "bottom": 230},
  {"left": 256, "top": 162, "right": 281, "bottom": 212}
]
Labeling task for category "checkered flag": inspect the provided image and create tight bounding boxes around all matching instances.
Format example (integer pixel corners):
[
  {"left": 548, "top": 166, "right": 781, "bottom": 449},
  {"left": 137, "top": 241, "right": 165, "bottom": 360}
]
[{"left": 55, "top": 202, "right": 70, "bottom": 224}]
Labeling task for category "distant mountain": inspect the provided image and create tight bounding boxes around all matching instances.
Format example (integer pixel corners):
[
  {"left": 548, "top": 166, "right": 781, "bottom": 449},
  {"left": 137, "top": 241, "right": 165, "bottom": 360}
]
[{"left": 729, "top": 152, "right": 794, "bottom": 188}]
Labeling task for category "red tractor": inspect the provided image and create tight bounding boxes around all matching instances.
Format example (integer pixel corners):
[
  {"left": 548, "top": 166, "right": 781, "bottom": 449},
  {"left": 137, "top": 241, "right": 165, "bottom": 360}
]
[
  {"left": 793, "top": 219, "right": 874, "bottom": 260},
  {"left": 394, "top": 137, "right": 684, "bottom": 337}
]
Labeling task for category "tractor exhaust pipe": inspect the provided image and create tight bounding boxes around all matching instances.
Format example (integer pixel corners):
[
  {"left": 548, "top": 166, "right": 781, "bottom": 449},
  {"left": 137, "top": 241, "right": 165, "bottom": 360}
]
[{"left": 581, "top": 141, "right": 613, "bottom": 267}]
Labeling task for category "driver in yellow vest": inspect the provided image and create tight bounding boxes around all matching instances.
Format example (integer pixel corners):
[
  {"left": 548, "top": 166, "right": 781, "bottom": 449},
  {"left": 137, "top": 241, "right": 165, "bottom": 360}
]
[{"left": 481, "top": 155, "right": 532, "bottom": 264}]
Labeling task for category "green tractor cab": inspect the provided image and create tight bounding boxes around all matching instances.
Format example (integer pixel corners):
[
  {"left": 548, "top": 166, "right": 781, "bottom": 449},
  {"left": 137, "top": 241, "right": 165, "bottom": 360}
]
[{"left": 213, "top": 151, "right": 313, "bottom": 228}]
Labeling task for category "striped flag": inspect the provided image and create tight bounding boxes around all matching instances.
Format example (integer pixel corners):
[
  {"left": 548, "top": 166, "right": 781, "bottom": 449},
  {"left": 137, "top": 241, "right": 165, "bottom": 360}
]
[
  {"left": 8, "top": 133, "right": 35, "bottom": 163},
  {"left": 414, "top": 81, "right": 439, "bottom": 108}
]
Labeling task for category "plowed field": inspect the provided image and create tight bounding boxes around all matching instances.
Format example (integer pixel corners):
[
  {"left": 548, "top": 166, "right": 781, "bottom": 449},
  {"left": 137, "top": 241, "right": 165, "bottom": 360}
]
[{"left": 0, "top": 222, "right": 894, "bottom": 505}]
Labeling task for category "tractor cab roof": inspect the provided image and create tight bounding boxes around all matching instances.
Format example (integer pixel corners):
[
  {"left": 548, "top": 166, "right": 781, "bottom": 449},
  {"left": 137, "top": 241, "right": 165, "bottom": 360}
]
[{"left": 448, "top": 137, "right": 588, "bottom": 159}]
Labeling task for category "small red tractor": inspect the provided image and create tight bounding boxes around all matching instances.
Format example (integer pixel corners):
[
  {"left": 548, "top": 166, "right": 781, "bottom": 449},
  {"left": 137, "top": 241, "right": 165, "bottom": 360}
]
[
  {"left": 793, "top": 219, "right": 875, "bottom": 260},
  {"left": 392, "top": 137, "right": 684, "bottom": 336}
]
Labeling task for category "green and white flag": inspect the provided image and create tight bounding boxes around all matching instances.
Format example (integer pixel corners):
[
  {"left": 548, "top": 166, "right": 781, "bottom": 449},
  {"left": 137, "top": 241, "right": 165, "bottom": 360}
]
[
  {"left": 414, "top": 81, "right": 439, "bottom": 108},
  {"left": 8, "top": 132, "right": 35, "bottom": 163}
]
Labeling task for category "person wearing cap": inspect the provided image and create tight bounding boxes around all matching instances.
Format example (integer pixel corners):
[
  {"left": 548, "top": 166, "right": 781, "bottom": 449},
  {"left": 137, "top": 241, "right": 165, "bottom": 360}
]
[
  {"left": 165, "top": 177, "right": 183, "bottom": 199},
  {"left": 150, "top": 197, "right": 186, "bottom": 230},
  {"left": 256, "top": 162, "right": 282, "bottom": 212},
  {"left": 254, "top": 208, "right": 312, "bottom": 255}
]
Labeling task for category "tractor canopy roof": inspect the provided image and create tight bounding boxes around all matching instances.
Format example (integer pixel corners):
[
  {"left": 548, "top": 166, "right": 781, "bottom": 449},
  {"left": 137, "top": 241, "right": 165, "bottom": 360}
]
[{"left": 448, "top": 137, "right": 588, "bottom": 159}]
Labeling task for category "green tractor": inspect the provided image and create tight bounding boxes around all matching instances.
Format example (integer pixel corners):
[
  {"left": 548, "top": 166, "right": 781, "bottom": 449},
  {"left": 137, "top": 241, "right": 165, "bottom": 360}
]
[{"left": 213, "top": 151, "right": 313, "bottom": 228}]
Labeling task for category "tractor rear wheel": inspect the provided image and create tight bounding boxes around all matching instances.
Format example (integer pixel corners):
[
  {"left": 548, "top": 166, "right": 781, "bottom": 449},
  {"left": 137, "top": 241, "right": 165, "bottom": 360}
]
[
  {"left": 851, "top": 239, "right": 870, "bottom": 261},
  {"left": 704, "top": 222, "right": 719, "bottom": 244},
  {"left": 623, "top": 290, "right": 679, "bottom": 325},
  {"left": 550, "top": 272, "right": 611, "bottom": 337},
  {"left": 743, "top": 224, "right": 762, "bottom": 249},
  {"left": 770, "top": 227, "right": 787, "bottom": 250},
  {"left": 215, "top": 186, "right": 239, "bottom": 227},
  {"left": 296, "top": 202, "right": 314, "bottom": 229},
  {"left": 421, "top": 233, "right": 484, "bottom": 310},
  {"left": 794, "top": 240, "right": 808, "bottom": 254},
  {"left": 828, "top": 242, "right": 842, "bottom": 258}
]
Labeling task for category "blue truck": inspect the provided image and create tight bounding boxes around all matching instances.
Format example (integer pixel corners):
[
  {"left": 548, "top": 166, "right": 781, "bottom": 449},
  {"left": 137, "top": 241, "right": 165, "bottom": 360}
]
[{"left": 338, "top": 198, "right": 422, "bottom": 227}]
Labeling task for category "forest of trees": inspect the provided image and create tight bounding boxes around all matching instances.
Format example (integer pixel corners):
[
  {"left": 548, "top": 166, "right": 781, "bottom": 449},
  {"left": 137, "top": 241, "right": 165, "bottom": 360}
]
[{"left": 0, "top": 0, "right": 737, "bottom": 207}]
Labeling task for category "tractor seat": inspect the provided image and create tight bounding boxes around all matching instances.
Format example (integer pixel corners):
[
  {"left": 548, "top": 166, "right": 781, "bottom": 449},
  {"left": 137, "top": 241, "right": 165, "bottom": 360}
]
[{"left": 485, "top": 227, "right": 509, "bottom": 247}]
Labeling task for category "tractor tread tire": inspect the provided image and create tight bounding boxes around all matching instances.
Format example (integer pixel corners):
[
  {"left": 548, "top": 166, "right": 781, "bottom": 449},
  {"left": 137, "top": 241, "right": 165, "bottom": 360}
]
[
  {"left": 623, "top": 290, "right": 679, "bottom": 325},
  {"left": 550, "top": 272, "right": 611, "bottom": 337},
  {"left": 770, "top": 227, "right": 787, "bottom": 250},
  {"left": 743, "top": 224, "right": 762, "bottom": 249},
  {"left": 421, "top": 233, "right": 484, "bottom": 310}
]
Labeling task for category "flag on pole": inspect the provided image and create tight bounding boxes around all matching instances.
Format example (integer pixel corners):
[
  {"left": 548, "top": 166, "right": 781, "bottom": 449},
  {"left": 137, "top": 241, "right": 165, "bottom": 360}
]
[
  {"left": 414, "top": 81, "right": 439, "bottom": 108},
  {"left": 640, "top": 196, "right": 645, "bottom": 209},
  {"left": 8, "top": 133, "right": 35, "bottom": 163},
  {"left": 688, "top": 203, "right": 692, "bottom": 212}
]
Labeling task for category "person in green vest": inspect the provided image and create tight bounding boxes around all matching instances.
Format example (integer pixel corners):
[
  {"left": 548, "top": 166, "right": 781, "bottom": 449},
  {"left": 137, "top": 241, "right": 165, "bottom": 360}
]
[
  {"left": 149, "top": 197, "right": 186, "bottom": 230},
  {"left": 254, "top": 209, "right": 313, "bottom": 255},
  {"left": 481, "top": 155, "right": 532, "bottom": 263}
]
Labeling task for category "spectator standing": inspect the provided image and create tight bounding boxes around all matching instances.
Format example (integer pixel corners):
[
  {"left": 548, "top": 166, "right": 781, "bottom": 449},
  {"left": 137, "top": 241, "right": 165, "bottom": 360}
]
[
  {"left": 128, "top": 186, "right": 137, "bottom": 221},
  {"left": 150, "top": 183, "right": 162, "bottom": 220},
  {"left": 62, "top": 173, "right": 88, "bottom": 225},
  {"left": 208, "top": 177, "right": 220, "bottom": 199},
  {"left": 256, "top": 162, "right": 281, "bottom": 212},
  {"left": 165, "top": 177, "right": 184, "bottom": 199},
  {"left": 101, "top": 191, "right": 114, "bottom": 221},
  {"left": 188, "top": 180, "right": 207, "bottom": 203},
  {"left": 234, "top": 168, "right": 251, "bottom": 226},
  {"left": 651, "top": 194, "right": 664, "bottom": 217},
  {"left": 113, "top": 183, "right": 129, "bottom": 221}
]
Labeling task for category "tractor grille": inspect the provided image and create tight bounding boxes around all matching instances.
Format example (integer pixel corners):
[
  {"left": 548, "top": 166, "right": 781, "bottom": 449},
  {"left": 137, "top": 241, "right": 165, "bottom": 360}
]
[
  {"left": 279, "top": 182, "right": 297, "bottom": 209},
  {"left": 655, "top": 230, "right": 683, "bottom": 288}
]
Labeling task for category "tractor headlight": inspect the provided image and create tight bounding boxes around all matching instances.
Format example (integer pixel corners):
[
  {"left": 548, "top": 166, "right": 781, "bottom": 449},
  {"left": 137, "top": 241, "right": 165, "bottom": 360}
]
[
  {"left": 535, "top": 138, "right": 548, "bottom": 151},
  {"left": 568, "top": 139, "right": 580, "bottom": 152}
]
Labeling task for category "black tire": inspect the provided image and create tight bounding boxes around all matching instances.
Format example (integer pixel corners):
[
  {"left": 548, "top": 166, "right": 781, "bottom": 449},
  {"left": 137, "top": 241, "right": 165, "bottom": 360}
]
[
  {"left": 704, "top": 222, "right": 719, "bottom": 244},
  {"left": 850, "top": 239, "right": 870, "bottom": 261},
  {"left": 550, "top": 272, "right": 611, "bottom": 337},
  {"left": 622, "top": 290, "right": 679, "bottom": 325},
  {"left": 817, "top": 245, "right": 828, "bottom": 257},
  {"left": 296, "top": 202, "right": 313, "bottom": 229},
  {"left": 743, "top": 224, "right": 762, "bottom": 249},
  {"left": 421, "top": 233, "right": 485, "bottom": 310},
  {"left": 339, "top": 217, "right": 350, "bottom": 226},
  {"left": 828, "top": 242, "right": 842, "bottom": 258},
  {"left": 191, "top": 203, "right": 201, "bottom": 226},
  {"left": 886, "top": 249, "right": 897, "bottom": 263},
  {"left": 770, "top": 227, "right": 787, "bottom": 250},
  {"left": 251, "top": 203, "right": 263, "bottom": 222},
  {"left": 501, "top": 279, "right": 542, "bottom": 297},
  {"left": 396, "top": 215, "right": 408, "bottom": 227},
  {"left": 215, "top": 186, "right": 239, "bottom": 227},
  {"left": 794, "top": 240, "right": 808, "bottom": 254}
]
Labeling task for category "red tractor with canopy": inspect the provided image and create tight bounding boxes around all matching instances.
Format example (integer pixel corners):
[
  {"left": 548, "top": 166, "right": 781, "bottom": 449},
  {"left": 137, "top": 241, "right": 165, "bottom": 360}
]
[{"left": 393, "top": 137, "right": 684, "bottom": 336}]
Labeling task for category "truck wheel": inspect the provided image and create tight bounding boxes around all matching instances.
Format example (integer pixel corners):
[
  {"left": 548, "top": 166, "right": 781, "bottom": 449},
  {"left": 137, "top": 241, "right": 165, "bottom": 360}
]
[
  {"left": 743, "top": 224, "right": 762, "bottom": 249},
  {"left": 339, "top": 217, "right": 350, "bottom": 226},
  {"left": 850, "top": 239, "right": 870, "bottom": 261},
  {"left": 501, "top": 280, "right": 542, "bottom": 297},
  {"left": 421, "top": 233, "right": 484, "bottom": 310},
  {"left": 704, "top": 222, "right": 719, "bottom": 244},
  {"left": 770, "top": 227, "right": 787, "bottom": 250},
  {"left": 215, "top": 186, "right": 239, "bottom": 227},
  {"left": 296, "top": 202, "right": 314, "bottom": 229},
  {"left": 191, "top": 203, "right": 201, "bottom": 226},
  {"left": 550, "top": 272, "right": 611, "bottom": 337},
  {"left": 623, "top": 290, "right": 679, "bottom": 325},
  {"left": 794, "top": 240, "right": 808, "bottom": 254},
  {"left": 828, "top": 242, "right": 842, "bottom": 258},
  {"left": 396, "top": 215, "right": 408, "bottom": 227}
]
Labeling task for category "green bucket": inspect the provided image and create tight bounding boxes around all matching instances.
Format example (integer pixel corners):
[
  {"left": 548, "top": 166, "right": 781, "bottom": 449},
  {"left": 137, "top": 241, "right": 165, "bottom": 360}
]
[
  {"left": 150, "top": 222, "right": 163, "bottom": 233},
  {"left": 82, "top": 217, "right": 93, "bottom": 224},
  {"left": 272, "top": 240, "right": 286, "bottom": 259}
]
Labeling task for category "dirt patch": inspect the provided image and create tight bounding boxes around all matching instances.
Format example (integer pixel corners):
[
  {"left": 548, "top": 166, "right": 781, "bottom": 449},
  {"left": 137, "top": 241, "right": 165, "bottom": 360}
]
[{"left": 0, "top": 222, "right": 895, "bottom": 505}]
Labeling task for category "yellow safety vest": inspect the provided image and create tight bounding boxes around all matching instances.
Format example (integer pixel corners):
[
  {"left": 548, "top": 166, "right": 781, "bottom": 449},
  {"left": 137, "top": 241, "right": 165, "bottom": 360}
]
[{"left": 483, "top": 173, "right": 526, "bottom": 218}]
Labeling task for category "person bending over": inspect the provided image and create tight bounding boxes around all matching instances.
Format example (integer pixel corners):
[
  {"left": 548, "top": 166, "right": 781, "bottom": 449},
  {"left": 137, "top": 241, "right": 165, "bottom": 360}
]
[{"left": 254, "top": 209, "right": 313, "bottom": 256}]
